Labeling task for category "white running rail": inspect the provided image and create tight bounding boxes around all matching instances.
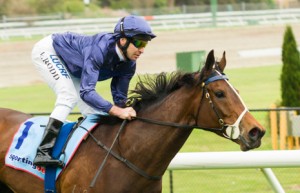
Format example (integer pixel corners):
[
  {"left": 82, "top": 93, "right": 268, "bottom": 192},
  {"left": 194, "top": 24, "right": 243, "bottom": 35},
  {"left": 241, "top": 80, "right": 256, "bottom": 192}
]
[{"left": 168, "top": 150, "right": 300, "bottom": 193}]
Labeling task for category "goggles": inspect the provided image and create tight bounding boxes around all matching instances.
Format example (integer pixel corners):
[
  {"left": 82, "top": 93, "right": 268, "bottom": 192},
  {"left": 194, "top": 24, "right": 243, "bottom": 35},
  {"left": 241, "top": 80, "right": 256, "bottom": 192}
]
[{"left": 131, "top": 39, "right": 148, "bottom": 49}]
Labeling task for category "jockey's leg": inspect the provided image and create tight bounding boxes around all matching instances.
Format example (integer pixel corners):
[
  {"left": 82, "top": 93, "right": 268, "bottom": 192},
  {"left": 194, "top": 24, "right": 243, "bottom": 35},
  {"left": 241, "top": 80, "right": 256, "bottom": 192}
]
[
  {"left": 31, "top": 35, "right": 78, "bottom": 167},
  {"left": 72, "top": 76, "right": 99, "bottom": 116}
]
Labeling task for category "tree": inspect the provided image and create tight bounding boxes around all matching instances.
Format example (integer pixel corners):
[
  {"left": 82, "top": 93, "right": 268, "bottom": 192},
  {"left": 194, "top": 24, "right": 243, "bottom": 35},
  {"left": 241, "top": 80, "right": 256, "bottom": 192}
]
[
  {"left": 3, "top": 0, "right": 35, "bottom": 16},
  {"left": 29, "top": 0, "right": 64, "bottom": 14},
  {"left": 0, "top": 0, "right": 9, "bottom": 15},
  {"left": 281, "top": 25, "right": 300, "bottom": 107}
]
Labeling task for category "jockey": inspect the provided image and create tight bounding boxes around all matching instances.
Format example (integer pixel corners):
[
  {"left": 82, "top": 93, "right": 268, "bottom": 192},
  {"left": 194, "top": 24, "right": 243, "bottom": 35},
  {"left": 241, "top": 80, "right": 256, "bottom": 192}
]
[{"left": 31, "top": 15, "right": 156, "bottom": 167}]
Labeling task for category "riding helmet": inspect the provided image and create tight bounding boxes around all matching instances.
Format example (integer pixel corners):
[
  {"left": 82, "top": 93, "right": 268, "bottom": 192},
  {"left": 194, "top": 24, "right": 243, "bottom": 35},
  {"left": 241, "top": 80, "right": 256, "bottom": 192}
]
[{"left": 114, "top": 15, "right": 156, "bottom": 41}]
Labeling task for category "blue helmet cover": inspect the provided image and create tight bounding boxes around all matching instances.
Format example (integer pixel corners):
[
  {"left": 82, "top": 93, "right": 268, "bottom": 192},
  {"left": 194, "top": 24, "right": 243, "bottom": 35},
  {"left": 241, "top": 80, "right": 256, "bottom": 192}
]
[{"left": 114, "top": 15, "right": 156, "bottom": 40}]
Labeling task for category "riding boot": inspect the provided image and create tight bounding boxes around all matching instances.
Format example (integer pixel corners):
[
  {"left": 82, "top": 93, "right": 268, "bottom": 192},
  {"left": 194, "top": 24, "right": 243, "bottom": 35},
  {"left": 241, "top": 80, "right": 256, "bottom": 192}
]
[{"left": 33, "top": 118, "right": 64, "bottom": 167}]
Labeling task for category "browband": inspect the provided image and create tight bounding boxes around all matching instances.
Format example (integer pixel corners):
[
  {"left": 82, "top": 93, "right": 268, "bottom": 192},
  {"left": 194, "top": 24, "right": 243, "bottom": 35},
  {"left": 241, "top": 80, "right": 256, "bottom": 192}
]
[{"left": 204, "top": 74, "right": 228, "bottom": 85}]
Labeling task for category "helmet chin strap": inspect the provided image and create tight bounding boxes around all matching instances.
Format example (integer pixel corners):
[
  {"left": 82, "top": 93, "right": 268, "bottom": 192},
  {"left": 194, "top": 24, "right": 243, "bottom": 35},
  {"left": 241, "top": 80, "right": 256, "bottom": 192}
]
[{"left": 117, "top": 38, "right": 131, "bottom": 61}]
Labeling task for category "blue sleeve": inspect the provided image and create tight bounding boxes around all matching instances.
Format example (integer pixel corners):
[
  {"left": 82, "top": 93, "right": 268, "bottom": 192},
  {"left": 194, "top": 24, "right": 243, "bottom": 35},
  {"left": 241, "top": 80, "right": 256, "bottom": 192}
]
[
  {"left": 111, "top": 74, "right": 133, "bottom": 107},
  {"left": 79, "top": 58, "right": 113, "bottom": 113}
]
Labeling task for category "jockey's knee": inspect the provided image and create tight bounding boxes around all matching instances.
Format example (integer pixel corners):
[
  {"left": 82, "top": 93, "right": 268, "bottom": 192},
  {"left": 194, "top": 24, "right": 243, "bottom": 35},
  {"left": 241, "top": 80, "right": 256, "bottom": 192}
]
[
  {"left": 51, "top": 96, "right": 77, "bottom": 122},
  {"left": 56, "top": 95, "right": 78, "bottom": 110}
]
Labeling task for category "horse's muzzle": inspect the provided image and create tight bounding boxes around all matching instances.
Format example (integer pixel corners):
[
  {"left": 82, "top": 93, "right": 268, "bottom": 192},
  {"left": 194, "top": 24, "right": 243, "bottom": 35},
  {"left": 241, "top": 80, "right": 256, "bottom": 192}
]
[{"left": 239, "top": 127, "right": 265, "bottom": 151}]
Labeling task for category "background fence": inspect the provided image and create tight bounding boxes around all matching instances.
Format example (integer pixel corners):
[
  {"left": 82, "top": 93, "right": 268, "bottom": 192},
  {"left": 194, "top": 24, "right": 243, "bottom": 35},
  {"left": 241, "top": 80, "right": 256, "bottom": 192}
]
[
  {"left": 1, "top": 8, "right": 300, "bottom": 40},
  {"left": 168, "top": 150, "right": 300, "bottom": 193},
  {"left": 165, "top": 107, "right": 300, "bottom": 193}
]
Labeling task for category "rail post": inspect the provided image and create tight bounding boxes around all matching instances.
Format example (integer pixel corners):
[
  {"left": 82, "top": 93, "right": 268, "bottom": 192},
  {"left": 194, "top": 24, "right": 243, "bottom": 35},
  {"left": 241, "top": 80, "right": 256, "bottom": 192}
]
[{"left": 270, "top": 104, "right": 278, "bottom": 150}]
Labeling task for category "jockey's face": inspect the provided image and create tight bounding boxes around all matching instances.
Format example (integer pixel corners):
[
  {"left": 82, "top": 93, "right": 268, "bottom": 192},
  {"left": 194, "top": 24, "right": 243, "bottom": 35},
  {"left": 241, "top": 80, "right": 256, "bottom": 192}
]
[{"left": 119, "top": 38, "right": 146, "bottom": 61}]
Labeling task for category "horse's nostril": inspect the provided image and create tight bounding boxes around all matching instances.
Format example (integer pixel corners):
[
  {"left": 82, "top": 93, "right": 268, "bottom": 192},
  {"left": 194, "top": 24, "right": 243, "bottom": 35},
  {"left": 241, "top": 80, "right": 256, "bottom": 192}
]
[{"left": 249, "top": 127, "right": 262, "bottom": 141}]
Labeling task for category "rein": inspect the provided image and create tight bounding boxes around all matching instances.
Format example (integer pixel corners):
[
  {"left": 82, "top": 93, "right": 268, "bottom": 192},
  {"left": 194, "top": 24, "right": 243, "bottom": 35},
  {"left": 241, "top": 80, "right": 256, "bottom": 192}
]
[
  {"left": 132, "top": 116, "right": 222, "bottom": 131},
  {"left": 90, "top": 119, "right": 128, "bottom": 187},
  {"left": 88, "top": 120, "right": 161, "bottom": 188}
]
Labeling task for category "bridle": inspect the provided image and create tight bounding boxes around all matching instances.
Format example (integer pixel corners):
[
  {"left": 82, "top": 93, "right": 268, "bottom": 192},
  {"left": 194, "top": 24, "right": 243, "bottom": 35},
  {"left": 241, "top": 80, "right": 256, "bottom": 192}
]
[
  {"left": 132, "top": 70, "right": 249, "bottom": 141},
  {"left": 199, "top": 70, "right": 248, "bottom": 140},
  {"left": 90, "top": 70, "right": 250, "bottom": 185}
]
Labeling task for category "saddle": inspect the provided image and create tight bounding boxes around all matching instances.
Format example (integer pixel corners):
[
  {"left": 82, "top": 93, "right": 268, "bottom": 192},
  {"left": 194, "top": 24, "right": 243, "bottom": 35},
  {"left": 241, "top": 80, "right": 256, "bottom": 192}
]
[{"left": 5, "top": 115, "right": 100, "bottom": 180}]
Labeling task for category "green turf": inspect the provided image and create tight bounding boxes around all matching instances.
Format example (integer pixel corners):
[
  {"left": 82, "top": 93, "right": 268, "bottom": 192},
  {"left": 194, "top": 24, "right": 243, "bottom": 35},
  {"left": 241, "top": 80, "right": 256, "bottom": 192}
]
[{"left": 0, "top": 65, "right": 281, "bottom": 113}]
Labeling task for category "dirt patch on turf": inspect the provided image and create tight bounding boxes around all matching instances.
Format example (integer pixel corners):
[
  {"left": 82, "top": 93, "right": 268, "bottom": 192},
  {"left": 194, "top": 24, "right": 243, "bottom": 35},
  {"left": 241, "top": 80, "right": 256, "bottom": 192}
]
[{"left": 1, "top": 23, "right": 300, "bottom": 87}]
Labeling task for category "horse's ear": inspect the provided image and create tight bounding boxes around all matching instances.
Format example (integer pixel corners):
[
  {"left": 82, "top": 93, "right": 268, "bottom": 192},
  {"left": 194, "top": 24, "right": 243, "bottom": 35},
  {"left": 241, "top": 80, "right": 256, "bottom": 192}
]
[
  {"left": 218, "top": 51, "right": 226, "bottom": 72},
  {"left": 201, "top": 50, "right": 215, "bottom": 78}
]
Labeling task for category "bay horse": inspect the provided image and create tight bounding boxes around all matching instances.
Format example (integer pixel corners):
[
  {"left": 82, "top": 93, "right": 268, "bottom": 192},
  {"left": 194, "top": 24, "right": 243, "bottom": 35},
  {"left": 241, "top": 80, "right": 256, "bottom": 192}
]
[{"left": 0, "top": 50, "right": 265, "bottom": 193}]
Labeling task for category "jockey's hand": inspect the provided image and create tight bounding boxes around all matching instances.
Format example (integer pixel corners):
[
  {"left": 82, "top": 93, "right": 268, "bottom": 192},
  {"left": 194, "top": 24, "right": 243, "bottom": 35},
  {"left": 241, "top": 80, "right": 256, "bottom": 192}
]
[{"left": 109, "top": 106, "right": 136, "bottom": 120}]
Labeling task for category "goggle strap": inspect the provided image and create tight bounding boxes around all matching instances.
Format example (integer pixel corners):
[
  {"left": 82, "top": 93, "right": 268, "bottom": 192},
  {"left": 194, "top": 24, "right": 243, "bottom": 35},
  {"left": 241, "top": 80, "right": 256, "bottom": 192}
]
[{"left": 120, "top": 17, "right": 125, "bottom": 37}]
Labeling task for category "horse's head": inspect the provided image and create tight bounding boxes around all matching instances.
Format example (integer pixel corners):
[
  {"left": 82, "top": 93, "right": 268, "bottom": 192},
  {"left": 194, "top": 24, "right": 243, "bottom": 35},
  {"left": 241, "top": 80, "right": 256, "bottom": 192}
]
[{"left": 197, "top": 50, "right": 265, "bottom": 151}]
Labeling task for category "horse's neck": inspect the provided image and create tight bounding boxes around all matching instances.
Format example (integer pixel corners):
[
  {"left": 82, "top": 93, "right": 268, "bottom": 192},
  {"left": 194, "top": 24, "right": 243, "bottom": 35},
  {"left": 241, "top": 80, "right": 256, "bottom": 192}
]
[{"left": 122, "top": 88, "right": 199, "bottom": 175}]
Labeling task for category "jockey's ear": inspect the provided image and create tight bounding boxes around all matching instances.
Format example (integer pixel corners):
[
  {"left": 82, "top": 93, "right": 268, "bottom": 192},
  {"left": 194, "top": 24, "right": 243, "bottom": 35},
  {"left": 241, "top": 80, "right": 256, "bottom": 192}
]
[{"left": 119, "top": 37, "right": 128, "bottom": 47}]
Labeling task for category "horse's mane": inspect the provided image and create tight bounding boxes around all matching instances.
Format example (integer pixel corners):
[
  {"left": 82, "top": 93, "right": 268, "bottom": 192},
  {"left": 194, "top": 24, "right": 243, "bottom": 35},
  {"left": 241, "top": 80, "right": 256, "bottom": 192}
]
[
  {"left": 129, "top": 71, "right": 200, "bottom": 111},
  {"left": 95, "top": 71, "right": 200, "bottom": 124}
]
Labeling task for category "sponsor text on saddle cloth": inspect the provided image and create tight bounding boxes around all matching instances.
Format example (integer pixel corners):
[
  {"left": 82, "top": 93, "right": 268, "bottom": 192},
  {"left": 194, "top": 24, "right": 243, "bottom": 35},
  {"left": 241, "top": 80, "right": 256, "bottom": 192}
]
[{"left": 5, "top": 115, "right": 99, "bottom": 180}]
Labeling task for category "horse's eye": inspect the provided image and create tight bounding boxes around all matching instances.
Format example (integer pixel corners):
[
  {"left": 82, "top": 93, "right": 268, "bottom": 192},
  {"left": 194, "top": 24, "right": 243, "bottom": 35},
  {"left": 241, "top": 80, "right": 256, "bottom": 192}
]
[{"left": 214, "top": 91, "right": 225, "bottom": 98}]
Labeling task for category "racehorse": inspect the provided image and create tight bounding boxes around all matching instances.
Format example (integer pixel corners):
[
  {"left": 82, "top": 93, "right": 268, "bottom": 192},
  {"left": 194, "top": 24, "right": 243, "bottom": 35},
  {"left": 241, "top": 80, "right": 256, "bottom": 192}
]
[{"left": 0, "top": 50, "right": 265, "bottom": 193}]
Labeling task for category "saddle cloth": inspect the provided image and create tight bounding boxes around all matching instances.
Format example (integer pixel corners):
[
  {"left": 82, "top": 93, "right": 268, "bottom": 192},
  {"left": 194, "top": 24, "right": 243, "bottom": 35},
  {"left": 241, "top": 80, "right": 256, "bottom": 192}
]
[{"left": 5, "top": 115, "right": 99, "bottom": 180}]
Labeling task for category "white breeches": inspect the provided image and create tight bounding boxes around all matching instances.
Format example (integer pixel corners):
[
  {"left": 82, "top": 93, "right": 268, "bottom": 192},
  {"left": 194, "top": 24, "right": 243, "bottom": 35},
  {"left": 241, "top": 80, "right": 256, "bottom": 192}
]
[{"left": 31, "top": 35, "right": 98, "bottom": 122}]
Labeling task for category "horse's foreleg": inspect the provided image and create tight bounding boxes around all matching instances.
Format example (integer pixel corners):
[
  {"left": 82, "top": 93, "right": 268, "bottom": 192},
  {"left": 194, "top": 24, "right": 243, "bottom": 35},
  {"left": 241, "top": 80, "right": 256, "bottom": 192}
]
[{"left": 0, "top": 181, "right": 13, "bottom": 193}]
